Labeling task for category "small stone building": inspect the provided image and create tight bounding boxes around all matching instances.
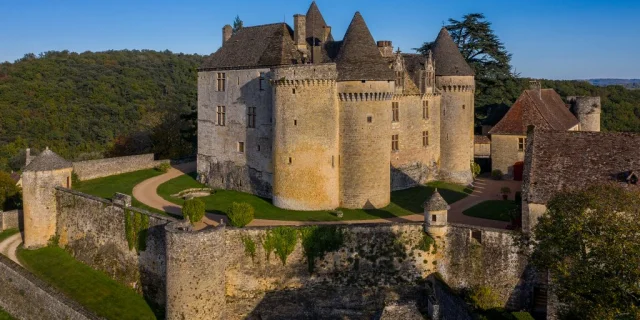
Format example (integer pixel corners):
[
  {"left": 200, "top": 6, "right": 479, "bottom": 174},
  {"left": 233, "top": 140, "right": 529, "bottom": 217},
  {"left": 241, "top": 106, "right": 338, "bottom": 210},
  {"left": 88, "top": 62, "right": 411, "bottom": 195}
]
[
  {"left": 488, "top": 82, "right": 600, "bottom": 177},
  {"left": 521, "top": 130, "right": 640, "bottom": 233},
  {"left": 198, "top": 2, "right": 476, "bottom": 211}
]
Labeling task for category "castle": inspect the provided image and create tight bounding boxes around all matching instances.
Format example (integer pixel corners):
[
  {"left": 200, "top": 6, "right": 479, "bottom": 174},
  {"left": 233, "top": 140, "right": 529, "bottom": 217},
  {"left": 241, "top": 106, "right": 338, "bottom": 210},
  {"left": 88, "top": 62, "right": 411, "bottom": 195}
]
[{"left": 197, "top": 2, "right": 475, "bottom": 211}]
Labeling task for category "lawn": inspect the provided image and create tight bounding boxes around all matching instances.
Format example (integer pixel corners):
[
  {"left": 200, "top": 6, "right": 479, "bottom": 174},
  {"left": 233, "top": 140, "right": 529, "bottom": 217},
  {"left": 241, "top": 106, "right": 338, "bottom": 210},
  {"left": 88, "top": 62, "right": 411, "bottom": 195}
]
[
  {"left": 0, "top": 307, "right": 15, "bottom": 320},
  {"left": 17, "top": 246, "right": 158, "bottom": 320},
  {"left": 0, "top": 229, "right": 19, "bottom": 243},
  {"left": 462, "top": 200, "right": 518, "bottom": 222},
  {"left": 157, "top": 172, "right": 473, "bottom": 221},
  {"left": 73, "top": 169, "right": 167, "bottom": 215}
]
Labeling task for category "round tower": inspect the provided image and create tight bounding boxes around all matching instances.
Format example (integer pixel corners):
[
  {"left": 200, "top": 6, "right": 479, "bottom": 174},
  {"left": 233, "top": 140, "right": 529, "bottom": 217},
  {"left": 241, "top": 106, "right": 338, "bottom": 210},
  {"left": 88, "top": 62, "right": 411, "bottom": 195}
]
[
  {"left": 423, "top": 189, "right": 449, "bottom": 237},
  {"left": 271, "top": 64, "right": 340, "bottom": 210},
  {"left": 571, "top": 96, "right": 601, "bottom": 132},
  {"left": 21, "top": 147, "right": 73, "bottom": 249},
  {"left": 432, "top": 28, "right": 475, "bottom": 185},
  {"left": 335, "top": 12, "right": 395, "bottom": 209},
  {"left": 165, "top": 222, "right": 226, "bottom": 320}
]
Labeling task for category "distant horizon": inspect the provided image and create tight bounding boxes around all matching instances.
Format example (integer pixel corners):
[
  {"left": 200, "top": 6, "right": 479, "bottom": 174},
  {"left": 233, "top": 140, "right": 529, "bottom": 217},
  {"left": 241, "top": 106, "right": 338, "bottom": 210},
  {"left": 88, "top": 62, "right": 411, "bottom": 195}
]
[{"left": 2, "top": 0, "right": 639, "bottom": 80}]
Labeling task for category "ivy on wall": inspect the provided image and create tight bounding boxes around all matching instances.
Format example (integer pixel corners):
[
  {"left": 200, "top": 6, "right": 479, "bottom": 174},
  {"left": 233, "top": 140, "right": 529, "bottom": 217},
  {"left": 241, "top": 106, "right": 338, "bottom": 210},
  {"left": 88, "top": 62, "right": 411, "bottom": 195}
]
[
  {"left": 261, "top": 227, "right": 297, "bottom": 266},
  {"left": 124, "top": 209, "right": 150, "bottom": 253}
]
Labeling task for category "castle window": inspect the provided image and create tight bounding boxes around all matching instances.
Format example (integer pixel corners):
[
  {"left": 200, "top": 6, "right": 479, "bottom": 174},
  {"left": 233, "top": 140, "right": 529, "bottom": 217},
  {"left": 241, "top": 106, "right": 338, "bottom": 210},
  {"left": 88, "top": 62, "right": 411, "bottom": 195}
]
[
  {"left": 518, "top": 137, "right": 526, "bottom": 151},
  {"left": 471, "top": 230, "right": 482, "bottom": 243},
  {"left": 423, "top": 131, "right": 429, "bottom": 147},
  {"left": 216, "top": 73, "right": 226, "bottom": 91},
  {"left": 238, "top": 142, "right": 245, "bottom": 153},
  {"left": 294, "top": 120, "right": 297, "bottom": 126},
  {"left": 432, "top": 215, "right": 437, "bottom": 222},
  {"left": 259, "top": 72, "right": 265, "bottom": 91},
  {"left": 463, "top": 104, "right": 466, "bottom": 110},
  {"left": 292, "top": 88, "right": 296, "bottom": 94},
  {"left": 257, "top": 145, "right": 261, "bottom": 152},
  {"left": 247, "top": 107, "right": 256, "bottom": 128},
  {"left": 423, "top": 101, "right": 429, "bottom": 119},
  {"left": 392, "top": 102, "right": 399, "bottom": 122},
  {"left": 288, "top": 157, "right": 292, "bottom": 164},
  {"left": 392, "top": 134, "right": 399, "bottom": 152},
  {"left": 217, "top": 106, "right": 226, "bottom": 126},
  {"left": 332, "top": 155, "right": 335, "bottom": 168},
  {"left": 395, "top": 71, "right": 403, "bottom": 87},
  {"left": 367, "top": 116, "right": 373, "bottom": 123}
]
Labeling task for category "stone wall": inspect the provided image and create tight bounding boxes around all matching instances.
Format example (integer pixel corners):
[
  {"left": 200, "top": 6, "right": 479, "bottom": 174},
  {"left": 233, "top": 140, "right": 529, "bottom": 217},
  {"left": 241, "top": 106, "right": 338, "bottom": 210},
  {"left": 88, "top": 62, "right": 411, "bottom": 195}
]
[
  {"left": 429, "top": 275, "right": 473, "bottom": 320},
  {"left": 0, "top": 210, "right": 21, "bottom": 231},
  {"left": 0, "top": 254, "right": 99, "bottom": 320},
  {"left": 490, "top": 134, "right": 526, "bottom": 176},
  {"left": 54, "top": 188, "right": 177, "bottom": 307},
  {"left": 72, "top": 154, "right": 166, "bottom": 181}
]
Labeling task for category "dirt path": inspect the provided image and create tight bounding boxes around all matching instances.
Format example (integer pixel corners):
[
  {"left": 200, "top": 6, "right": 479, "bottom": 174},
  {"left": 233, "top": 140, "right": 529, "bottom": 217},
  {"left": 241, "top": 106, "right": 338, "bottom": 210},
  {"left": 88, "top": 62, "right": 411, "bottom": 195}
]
[
  {"left": 132, "top": 163, "right": 517, "bottom": 229},
  {"left": 0, "top": 233, "right": 23, "bottom": 266}
]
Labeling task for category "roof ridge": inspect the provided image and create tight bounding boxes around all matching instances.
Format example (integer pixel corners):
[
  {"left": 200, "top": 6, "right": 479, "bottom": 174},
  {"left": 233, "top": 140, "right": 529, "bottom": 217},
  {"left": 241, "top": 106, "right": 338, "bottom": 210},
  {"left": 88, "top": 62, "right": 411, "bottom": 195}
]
[{"left": 524, "top": 90, "right": 554, "bottom": 129}]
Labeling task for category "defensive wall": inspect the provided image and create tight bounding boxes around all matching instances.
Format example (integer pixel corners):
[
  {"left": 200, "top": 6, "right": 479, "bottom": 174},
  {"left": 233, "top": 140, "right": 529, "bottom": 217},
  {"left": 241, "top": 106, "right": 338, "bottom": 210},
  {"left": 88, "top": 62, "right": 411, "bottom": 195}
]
[
  {"left": 0, "top": 210, "right": 21, "bottom": 231},
  {"left": 72, "top": 153, "right": 168, "bottom": 181}
]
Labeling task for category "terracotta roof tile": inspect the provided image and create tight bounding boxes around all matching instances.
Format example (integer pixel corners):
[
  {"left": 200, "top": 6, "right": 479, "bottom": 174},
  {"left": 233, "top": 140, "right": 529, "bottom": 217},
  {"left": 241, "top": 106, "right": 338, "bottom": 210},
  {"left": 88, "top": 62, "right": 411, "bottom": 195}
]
[{"left": 474, "top": 135, "right": 490, "bottom": 144}]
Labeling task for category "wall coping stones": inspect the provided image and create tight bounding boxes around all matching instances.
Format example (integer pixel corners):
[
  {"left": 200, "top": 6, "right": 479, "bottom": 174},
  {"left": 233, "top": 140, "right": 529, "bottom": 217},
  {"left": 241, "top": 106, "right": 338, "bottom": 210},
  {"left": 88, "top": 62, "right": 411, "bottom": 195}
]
[
  {"left": 448, "top": 222, "right": 515, "bottom": 234},
  {"left": 234, "top": 221, "right": 424, "bottom": 232}
]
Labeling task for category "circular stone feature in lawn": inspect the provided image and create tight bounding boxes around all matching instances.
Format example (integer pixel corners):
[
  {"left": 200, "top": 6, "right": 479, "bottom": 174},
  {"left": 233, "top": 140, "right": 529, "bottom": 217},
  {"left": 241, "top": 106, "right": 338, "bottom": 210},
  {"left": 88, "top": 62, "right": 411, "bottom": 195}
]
[
  {"left": 170, "top": 188, "right": 213, "bottom": 199},
  {"left": 462, "top": 200, "right": 518, "bottom": 222}
]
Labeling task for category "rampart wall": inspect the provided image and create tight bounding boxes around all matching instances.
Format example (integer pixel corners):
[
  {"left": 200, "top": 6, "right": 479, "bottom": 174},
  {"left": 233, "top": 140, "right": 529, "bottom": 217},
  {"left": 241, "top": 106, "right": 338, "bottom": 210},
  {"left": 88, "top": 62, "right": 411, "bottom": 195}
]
[
  {"left": 72, "top": 154, "right": 167, "bottom": 181},
  {"left": 0, "top": 210, "right": 21, "bottom": 231},
  {"left": 54, "top": 188, "right": 178, "bottom": 307},
  {"left": 0, "top": 254, "right": 99, "bottom": 320}
]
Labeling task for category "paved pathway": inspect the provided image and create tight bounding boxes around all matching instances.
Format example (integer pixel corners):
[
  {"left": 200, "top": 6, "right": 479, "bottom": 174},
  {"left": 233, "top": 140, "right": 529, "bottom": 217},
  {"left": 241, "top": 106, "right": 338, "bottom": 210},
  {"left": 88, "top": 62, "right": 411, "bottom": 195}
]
[
  {"left": 132, "top": 163, "right": 520, "bottom": 230},
  {"left": 0, "top": 233, "right": 23, "bottom": 266}
]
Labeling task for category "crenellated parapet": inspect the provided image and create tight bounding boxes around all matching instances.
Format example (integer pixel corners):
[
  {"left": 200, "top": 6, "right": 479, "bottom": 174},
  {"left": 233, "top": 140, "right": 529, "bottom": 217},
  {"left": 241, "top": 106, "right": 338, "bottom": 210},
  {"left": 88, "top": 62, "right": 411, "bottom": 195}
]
[
  {"left": 272, "top": 79, "right": 335, "bottom": 86},
  {"left": 391, "top": 93, "right": 440, "bottom": 100},
  {"left": 438, "top": 85, "right": 474, "bottom": 93},
  {"left": 338, "top": 92, "right": 393, "bottom": 102}
]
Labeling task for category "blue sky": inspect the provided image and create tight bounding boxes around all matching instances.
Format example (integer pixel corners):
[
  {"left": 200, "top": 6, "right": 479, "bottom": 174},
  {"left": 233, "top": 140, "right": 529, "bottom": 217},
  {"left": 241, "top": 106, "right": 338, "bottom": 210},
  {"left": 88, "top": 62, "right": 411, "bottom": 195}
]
[{"left": 1, "top": 0, "right": 638, "bottom": 79}]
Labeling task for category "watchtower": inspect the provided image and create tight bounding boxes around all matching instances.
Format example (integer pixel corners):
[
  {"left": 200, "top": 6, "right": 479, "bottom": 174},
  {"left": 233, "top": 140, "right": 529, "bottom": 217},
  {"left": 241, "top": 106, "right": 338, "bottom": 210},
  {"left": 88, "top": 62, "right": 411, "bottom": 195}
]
[
  {"left": 423, "top": 189, "right": 449, "bottom": 237},
  {"left": 569, "top": 96, "right": 601, "bottom": 132}
]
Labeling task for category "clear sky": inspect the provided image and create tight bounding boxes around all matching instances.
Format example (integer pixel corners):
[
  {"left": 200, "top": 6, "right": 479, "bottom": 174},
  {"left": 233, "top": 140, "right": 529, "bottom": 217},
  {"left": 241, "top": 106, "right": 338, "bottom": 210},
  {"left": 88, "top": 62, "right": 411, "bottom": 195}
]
[{"left": 1, "top": 0, "right": 638, "bottom": 80}]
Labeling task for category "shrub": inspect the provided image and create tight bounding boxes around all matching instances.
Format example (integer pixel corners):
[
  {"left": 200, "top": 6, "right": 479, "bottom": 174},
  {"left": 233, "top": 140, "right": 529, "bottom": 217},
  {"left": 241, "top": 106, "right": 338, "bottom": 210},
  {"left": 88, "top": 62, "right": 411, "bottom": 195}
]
[
  {"left": 471, "top": 161, "right": 481, "bottom": 179},
  {"left": 269, "top": 227, "right": 298, "bottom": 266},
  {"left": 491, "top": 169, "right": 503, "bottom": 180},
  {"left": 0, "top": 171, "right": 20, "bottom": 210},
  {"left": 500, "top": 186, "right": 511, "bottom": 195},
  {"left": 155, "top": 162, "right": 171, "bottom": 173},
  {"left": 182, "top": 198, "right": 205, "bottom": 224},
  {"left": 469, "top": 286, "right": 502, "bottom": 310},
  {"left": 241, "top": 235, "right": 257, "bottom": 262},
  {"left": 512, "top": 311, "right": 535, "bottom": 320},
  {"left": 227, "top": 202, "right": 254, "bottom": 227}
]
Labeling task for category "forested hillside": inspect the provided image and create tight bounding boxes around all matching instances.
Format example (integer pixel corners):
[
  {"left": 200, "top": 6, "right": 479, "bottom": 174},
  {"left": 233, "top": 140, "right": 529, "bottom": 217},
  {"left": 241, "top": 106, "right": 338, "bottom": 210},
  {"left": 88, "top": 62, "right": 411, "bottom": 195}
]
[{"left": 0, "top": 50, "right": 203, "bottom": 171}]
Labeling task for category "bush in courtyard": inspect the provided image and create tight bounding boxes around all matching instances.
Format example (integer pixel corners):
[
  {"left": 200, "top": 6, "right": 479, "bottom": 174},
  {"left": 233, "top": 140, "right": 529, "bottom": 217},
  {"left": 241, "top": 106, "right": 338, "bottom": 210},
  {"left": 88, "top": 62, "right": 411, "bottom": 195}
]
[
  {"left": 155, "top": 162, "right": 171, "bottom": 173},
  {"left": 227, "top": 202, "right": 254, "bottom": 227},
  {"left": 468, "top": 286, "right": 502, "bottom": 310},
  {"left": 182, "top": 198, "right": 205, "bottom": 224},
  {"left": 491, "top": 169, "right": 503, "bottom": 180},
  {"left": 471, "top": 161, "right": 481, "bottom": 179}
]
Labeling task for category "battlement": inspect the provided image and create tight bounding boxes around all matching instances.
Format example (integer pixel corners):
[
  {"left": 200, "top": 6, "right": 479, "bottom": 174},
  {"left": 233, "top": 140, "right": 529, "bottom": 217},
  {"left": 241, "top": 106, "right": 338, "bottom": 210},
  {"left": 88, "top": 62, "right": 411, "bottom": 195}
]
[
  {"left": 338, "top": 92, "right": 393, "bottom": 101},
  {"left": 439, "top": 85, "right": 474, "bottom": 92}
]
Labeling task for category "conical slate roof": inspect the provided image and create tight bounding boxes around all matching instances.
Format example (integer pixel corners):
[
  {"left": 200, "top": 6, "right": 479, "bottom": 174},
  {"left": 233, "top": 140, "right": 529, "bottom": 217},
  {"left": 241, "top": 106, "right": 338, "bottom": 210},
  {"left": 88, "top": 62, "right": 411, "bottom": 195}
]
[
  {"left": 336, "top": 12, "right": 394, "bottom": 81},
  {"left": 24, "top": 148, "right": 72, "bottom": 172},
  {"left": 423, "top": 189, "right": 450, "bottom": 211},
  {"left": 306, "top": 1, "right": 333, "bottom": 43},
  {"left": 431, "top": 28, "right": 474, "bottom": 76}
]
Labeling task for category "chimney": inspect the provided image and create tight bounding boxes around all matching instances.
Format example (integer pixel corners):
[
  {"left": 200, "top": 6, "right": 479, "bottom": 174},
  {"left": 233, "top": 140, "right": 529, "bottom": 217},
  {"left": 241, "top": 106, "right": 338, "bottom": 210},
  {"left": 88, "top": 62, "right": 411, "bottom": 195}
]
[
  {"left": 222, "top": 25, "right": 233, "bottom": 45},
  {"left": 25, "top": 148, "right": 31, "bottom": 166},
  {"left": 529, "top": 80, "right": 542, "bottom": 98},
  {"left": 377, "top": 40, "right": 394, "bottom": 57},
  {"left": 294, "top": 14, "right": 307, "bottom": 50},
  {"left": 322, "top": 26, "right": 331, "bottom": 43}
]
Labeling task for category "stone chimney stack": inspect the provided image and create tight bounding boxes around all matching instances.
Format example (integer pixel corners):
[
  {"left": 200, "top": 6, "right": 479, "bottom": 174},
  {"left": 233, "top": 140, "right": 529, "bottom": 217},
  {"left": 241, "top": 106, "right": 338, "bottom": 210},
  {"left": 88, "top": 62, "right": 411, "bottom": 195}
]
[
  {"left": 25, "top": 148, "right": 31, "bottom": 166},
  {"left": 294, "top": 14, "right": 307, "bottom": 51},
  {"left": 222, "top": 25, "right": 233, "bottom": 45},
  {"left": 529, "top": 80, "right": 542, "bottom": 98},
  {"left": 377, "top": 40, "right": 394, "bottom": 57},
  {"left": 322, "top": 26, "right": 331, "bottom": 42}
]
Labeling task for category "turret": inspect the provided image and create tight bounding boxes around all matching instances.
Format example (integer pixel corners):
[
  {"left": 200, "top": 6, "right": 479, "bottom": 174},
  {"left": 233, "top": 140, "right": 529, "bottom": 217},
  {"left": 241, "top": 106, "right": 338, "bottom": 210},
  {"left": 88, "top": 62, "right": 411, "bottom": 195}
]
[
  {"left": 305, "top": 1, "right": 332, "bottom": 63},
  {"left": 423, "top": 189, "right": 449, "bottom": 237},
  {"left": 21, "top": 147, "right": 72, "bottom": 248},
  {"left": 569, "top": 96, "right": 601, "bottom": 132},
  {"left": 336, "top": 12, "right": 395, "bottom": 209},
  {"left": 432, "top": 28, "right": 475, "bottom": 185}
]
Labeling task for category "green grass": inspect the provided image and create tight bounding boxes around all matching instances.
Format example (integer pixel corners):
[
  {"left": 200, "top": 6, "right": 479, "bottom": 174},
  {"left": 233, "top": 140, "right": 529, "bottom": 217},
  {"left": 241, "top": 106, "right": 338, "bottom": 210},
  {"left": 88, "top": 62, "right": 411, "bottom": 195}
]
[
  {"left": 462, "top": 200, "right": 517, "bottom": 222},
  {"left": 73, "top": 169, "right": 167, "bottom": 216},
  {"left": 0, "top": 229, "right": 19, "bottom": 243},
  {"left": 157, "top": 172, "right": 473, "bottom": 221},
  {"left": 17, "top": 246, "right": 157, "bottom": 320},
  {"left": 0, "top": 307, "right": 15, "bottom": 320}
]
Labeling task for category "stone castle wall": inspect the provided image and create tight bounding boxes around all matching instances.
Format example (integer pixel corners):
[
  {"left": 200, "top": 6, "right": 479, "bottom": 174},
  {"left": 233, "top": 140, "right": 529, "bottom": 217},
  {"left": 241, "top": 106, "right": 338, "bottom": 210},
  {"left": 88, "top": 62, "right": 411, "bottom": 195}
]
[
  {"left": 197, "top": 68, "right": 274, "bottom": 198},
  {"left": 0, "top": 254, "right": 99, "bottom": 320},
  {"left": 390, "top": 94, "right": 441, "bottom": 190},
  {"left": 0, "top": 210, "right": 21, "bottom": 231},
  {"left": 569, "top": 96, "right": 601, "bottom": 132},
  {"left": 72, "top": 154, "right": 166, "bottom": 181},
  {"left": 437, "top": 75, "right": 475, "bottom": 185},
  {"left": 490, "top": 134, "right": 526, "bottom": 176},
  {"left": 338, "top": 80, "right": 395, "bottom": 209},
  {"left": 271, "top": 64, "right": 340, "bottom": 210},
  {"left": 54, "top": 188, "right": 177, "bottom": 307}
]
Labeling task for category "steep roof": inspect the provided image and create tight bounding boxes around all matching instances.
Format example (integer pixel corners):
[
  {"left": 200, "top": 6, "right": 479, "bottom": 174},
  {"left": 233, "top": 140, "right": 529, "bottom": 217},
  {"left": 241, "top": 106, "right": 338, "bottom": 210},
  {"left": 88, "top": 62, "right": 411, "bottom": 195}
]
[
  {"left": 24, "top": 148, "right": 72, "bottom": 172},
  {"left": 305, "top": 1, "right": 333, "bottom": 43},
  {"left": 523, "top": 130, "right": 640, "bottom": 204},
  {"left": 402, "top": 53, "right": 426, "bottom": 89},
  {"left": 431, "top": 28, "right": 474, "bottom": 76},
  {"left": 489, "top": 89, "right": 579, "bottom": 135},
  {"left": 423, "top": 190, "right": 450, "bottom": 211},
  {"left": 201, "top": 23, "right": 301, "bottom": 70},
  {"left": 335, "top": 12, "right": 394, "bottom": 81}
]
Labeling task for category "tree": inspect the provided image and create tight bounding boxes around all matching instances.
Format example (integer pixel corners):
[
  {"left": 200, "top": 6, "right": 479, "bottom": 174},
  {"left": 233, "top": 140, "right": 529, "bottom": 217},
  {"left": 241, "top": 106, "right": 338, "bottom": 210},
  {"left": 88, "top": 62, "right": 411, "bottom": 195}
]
[
  {"left": 522, "top": 184, "right": 640, "bottom": 319},
  {"left": 233, "top": 15, "right": 243, "bottom": 34},
  {"left": 416, "top": 13, "right": 521, "bottom": 123},
  {"left": 0, "top": 171, "right": 20, "bottom": 210},
  {"left": 182, "top": 198, "right": 205, "bottom": 224}
]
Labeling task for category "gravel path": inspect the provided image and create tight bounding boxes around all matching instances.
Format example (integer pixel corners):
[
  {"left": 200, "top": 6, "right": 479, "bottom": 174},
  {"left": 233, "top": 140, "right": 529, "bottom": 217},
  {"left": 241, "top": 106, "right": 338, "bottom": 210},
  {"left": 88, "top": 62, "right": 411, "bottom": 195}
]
[{"left": 0, "top": 233, "right": 23, "bottom": 266}]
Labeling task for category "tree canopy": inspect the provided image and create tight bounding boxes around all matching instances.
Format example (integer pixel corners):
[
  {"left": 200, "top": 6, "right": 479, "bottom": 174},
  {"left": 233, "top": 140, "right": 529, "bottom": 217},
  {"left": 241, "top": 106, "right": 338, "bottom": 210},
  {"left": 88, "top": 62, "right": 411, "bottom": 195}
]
[
  {"left": 524, "top": 184, "right": 640, "bottom": 319},
  {"left": 233, "top": 15, "right": 243, "bottom": 34}
]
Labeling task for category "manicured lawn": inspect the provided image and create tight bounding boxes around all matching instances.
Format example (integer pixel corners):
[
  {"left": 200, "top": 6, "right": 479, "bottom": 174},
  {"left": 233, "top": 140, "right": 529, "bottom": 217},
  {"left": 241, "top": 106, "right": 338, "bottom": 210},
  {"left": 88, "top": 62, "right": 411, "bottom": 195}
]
[
  {"left": 0, "top": 307, "right": 15, "bottom": 320},
  {"left": 17, "top": 246, "right": 157, "bottom": 320},
  {"left": 73, "top": 169, "right": 167, "bottom": 215},
  {"left": 0, "top": 229, "right": 19, "bottom": 243},
  {"left": 157, "top": 173, "right": 473, "bottom": 221},
  {"left": 462, "top": 200, "right": 517, "bottom": 222}
]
